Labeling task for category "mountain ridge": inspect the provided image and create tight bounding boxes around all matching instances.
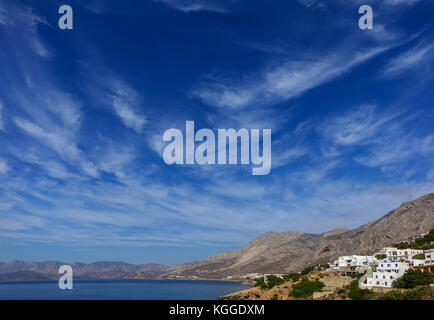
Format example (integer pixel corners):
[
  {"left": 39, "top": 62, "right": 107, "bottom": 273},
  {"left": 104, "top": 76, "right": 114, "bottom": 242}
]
[
  {"left": 2, "top": 192, "right": 434, "bottom": 281},
  {"left": 0, "top": 260, "right": 170, "bottom": 280},
  {"left": 164, "top": 192, "right": 434, "bottom": 278}
]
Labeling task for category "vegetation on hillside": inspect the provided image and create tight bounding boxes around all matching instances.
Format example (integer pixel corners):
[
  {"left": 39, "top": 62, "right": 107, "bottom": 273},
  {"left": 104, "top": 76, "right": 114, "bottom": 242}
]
[
  {"left": 393, "top": 269, "right": 433, "bottom": 289},
  {"left": 348, "top": 279, "right": 375, "bottom": 300},
  {"left": 378, "top": 286, "right": 434, "bottom": 300},
  {"left": 254, "top": 275, "right": 285, "bottom": 289},
  {"left": 264, "top": 275, "right": 285, "bottom": 289},
  {"left": 251, "top": 267, "right": 433, "bottom": 300},
  {"left": 253, "top": 277, "right": 266, "bottom": 288},
  {"left": 412, "top": 253, "right": 425, "bottom": 260},
  {"left": 289, "top": 278, "right": 325, "bottom": 298},
  {"left": 394, "top": 229, "right": 434, "bottom": 250},
  {"left": 300, "top": 266, "right": 315, "bottom": 275},
  {"left": 282, "top": 273, "right": 301, "bottom": 282}
]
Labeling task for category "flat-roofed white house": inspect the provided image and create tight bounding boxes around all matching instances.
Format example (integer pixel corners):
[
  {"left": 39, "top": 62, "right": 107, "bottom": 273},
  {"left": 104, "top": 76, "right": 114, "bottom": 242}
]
[
  {"left": 409, "top": 259, "right": 426, "bottom": 267},
  {"left": 411, "top": 249, "right": 434, "bottom": 275},
  {"left": 380, "top": 247, "right": 424, "bottom": 262},
  {"left": 425, "top": 249, "right": 434, "bottom": 265},
  {"left": 332, "top": 255, "right": 378, "bottom": 270},
  {"left": 363, "top": 261, "right": 409, "bottom": 288}
]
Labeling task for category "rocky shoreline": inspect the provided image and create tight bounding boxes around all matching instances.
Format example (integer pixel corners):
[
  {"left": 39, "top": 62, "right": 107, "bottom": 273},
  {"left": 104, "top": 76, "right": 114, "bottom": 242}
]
[{"left": 220, "top": 270, "right": 353, "bottom": 300}]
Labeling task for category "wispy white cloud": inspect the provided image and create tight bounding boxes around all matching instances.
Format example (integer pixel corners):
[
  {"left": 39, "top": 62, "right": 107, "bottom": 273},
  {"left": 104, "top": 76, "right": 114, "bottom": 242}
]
[
  {"left": 205, "top": 179, "right": 271, "bottom": 200},
  {"left": 85, "top": 69, "right": 148, "bottom": 134},
  {"left": 108, "top": 80, "right": 147, "bottom": 133},
  {"left": 112, "top": 98, "right": 147, "bottom": 134},
  {"left": 319, "top": 104, "right": 434, "bottom": 173},
  {"left": 0, "top": 1, "right": 51, "bottom": 58},
  {"left": 369, "top": 24, "right": 399, "bottom": 42},
  {"left": 273, "top": 145, "right": 308, "bottom": 169},
  {"left": 14, "top": 117, "right": 81, "bottom": 161},
  {"left": 299, "top": 0, "right": 423, "bottom": 10},
  {"left": 384, "top": 0, "right": 422, "bottom": 5},
  {"left": 95, "top": 143, "right": 136, "bottom": 180},
  {"left": 320, "top": 104, "right": 400, "bottom": 146},
  {"left": 271, "top": 123, "right": 312, "bottom": 169},
  {"left": 0, "top": 100, "right": 4, "bottom": 131},
  {"left": 0, "top": 158, "right": 9, "bottom": 174},
  {"left": 9, "top": 147, "right": 73, "bottom": 180},
  {"left": 296, "top": 0, "right": 325, "bottom": 8},
  {"left": 0, "top": 6, "right": 6, "bottom": 26},
  {"left": 79, "top": 0, "right": 106, "bottom": 14},
  {"left": 11, "top": 90, "right": 98, "bottom": 179},
  {"left": 192, "top": 45, "right": 391, "bottom": 109},
  {"left": 380, "top": 42, "right": 434, "bottom": 78},
  {"left": 354, "top": 133, "right": 434, "bottom": 168},
  {"left": 154, "top": 0, "right": 232, "bottom": 13}
]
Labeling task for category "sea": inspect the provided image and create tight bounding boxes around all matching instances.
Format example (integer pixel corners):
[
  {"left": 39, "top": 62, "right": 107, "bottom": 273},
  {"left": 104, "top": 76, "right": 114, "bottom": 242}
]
[{"left": 0, "top": 279, "right": 249, "bottom": 300}]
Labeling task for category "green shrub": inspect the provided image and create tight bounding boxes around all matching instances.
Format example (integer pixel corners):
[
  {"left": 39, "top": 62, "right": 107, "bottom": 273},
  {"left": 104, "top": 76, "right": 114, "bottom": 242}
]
[
  {"left": 377, "top": 286, "right": 434, "bottom": 300},
  {"left": 254, "top": 278, "right": 267, "bottom": 289},
  {"left": 348, "top": 279, "right": 374, "bottom": 300},
  {"left": 375, "top": 254, "right": 387, "bottom": 260},
  {"left": 282, "top": 273, "right": 301, "bottom": 282},
  {"left": 378, "top": 290, "right": 403, "bottom": 300},
  {"left": 265, "top": 275, "right": 284, "bottom": 289},
  {"left": 394, "top": 242, "right": 410, "bottom": 249},
  {"left": 393, "top": 269, "right": 433, "bottom": 289},
  {"left": 394, "top": 229, "right": 434, "bottom": 249},
  {"left": 290, "top": 279, "right": 325, "bottom": 298},
  {"left": 412, "top": 253, "right": 425, "bottom": 260},
  {"left": 401, "top": 288, "right": 423, "bottom": 300},
  {"left": 300, "top": 266, "right": 315, "bottom": 275},
  {"left": 400, "top": 286, "right": 434, "bottom": 300},
  {"left": 319, "top": 264, "right": 330, "bottom": 270},
  {"left": 402, "top": 286, "right": 434, "bottom": 300}
]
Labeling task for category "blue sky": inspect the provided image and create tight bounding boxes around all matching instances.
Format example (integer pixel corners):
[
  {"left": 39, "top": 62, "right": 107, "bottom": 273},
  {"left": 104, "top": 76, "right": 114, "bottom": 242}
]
[{"left": 0, "top": 0, "right": 433, "bottom": 265}]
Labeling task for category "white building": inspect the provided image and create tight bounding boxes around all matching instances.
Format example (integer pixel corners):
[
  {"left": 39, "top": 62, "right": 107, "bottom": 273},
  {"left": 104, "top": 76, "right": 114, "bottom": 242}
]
[
  {"left": 264, "top": 274, "right": 283, "bottom": 279},
  {"left": 425, "top": 249, "right": 434, "bottom": 265},
  {"left": 410, "top": 249, "right": 434, "bottom": 274},
  {"left": 242, "top": 273, "right": 262, "bottom": 280},
  {"left": 407, "top": 234, "right": 425, "bottom": 242},
  {"left": 409, "top": 259, "right": 426, "bottom": 267},
  {"left": 380, "top": 247, "right": 424, "bottom": 262},
  {"left": 364, "top": 261, "right": 409, "bottom": 288},
  {"left": 332, "top": 255, "right": 378, "bottom": 270}
]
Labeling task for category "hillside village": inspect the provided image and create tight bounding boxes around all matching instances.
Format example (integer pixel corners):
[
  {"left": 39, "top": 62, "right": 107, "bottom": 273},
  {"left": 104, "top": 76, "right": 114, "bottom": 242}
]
[{"left": 221, "top": 229, "right": 434, "bottom": 300}]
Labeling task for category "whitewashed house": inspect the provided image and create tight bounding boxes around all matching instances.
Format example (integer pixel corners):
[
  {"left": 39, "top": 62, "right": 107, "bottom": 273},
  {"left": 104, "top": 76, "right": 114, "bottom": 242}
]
[
  {"left": 332, "top": 255, "right": 378, "bottom": 270},
  {"left": 364, "top": 261, "right": 409, "bottom": 288},
  {"left": 242, "top": 273, "right": 262, "bottom": 280},
  {"left": 425, "top": 249, "right": 434, "bottom": 265},
  {"left": 411, "top": 249, "right": 434, "bottom": 274},
  {"left": 409, "top": 259, "right": 426, "bottom": 267},
  {"left": 380, "top": 247, "right": 424, "bottom": 262}
]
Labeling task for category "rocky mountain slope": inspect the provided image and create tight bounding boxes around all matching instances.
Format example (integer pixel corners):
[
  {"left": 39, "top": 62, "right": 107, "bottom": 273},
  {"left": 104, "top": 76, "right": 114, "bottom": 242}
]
[{"left": 166, "top": 192, "right": 434, "bottom": 279}]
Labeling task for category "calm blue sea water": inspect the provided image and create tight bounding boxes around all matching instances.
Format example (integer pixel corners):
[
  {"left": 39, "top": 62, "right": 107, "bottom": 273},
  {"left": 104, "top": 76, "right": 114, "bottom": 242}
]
[{"left": 0, "top": 279, "right": 249, "bottom": 300}]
